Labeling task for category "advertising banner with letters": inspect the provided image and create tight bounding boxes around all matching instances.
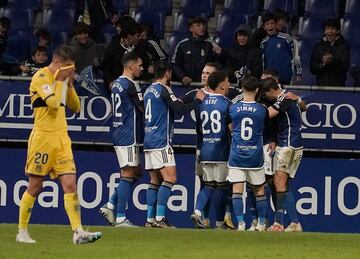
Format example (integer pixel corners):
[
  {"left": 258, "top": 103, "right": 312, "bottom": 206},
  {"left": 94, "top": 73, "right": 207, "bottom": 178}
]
[
  {"left": 1, "top": 80, "right": 360, "bottom": 151},
  {"left": 0, "top": 148, "right": 359, "bottom": 233}
]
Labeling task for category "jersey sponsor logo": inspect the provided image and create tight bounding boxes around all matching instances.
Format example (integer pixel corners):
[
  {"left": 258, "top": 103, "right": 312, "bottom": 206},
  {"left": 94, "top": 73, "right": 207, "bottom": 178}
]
[{"left": 42, "top": 84, "right": 53, "bottom": 95}]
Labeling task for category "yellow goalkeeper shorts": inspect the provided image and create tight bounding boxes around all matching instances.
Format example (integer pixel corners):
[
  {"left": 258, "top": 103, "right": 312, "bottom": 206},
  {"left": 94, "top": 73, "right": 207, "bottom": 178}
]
[{"left": 25, "top": 130, "right": 76, "bottom": 179}]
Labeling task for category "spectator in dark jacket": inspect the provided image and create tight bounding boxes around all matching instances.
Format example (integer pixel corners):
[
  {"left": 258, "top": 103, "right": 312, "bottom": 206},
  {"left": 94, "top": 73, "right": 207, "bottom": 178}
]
[
  {"left": 102, "top": 19, "right": 141, "bottom": 91},
  {"left": 218, "top": 24, "right": 262, "bottom": 83},
  {"left": 171, "top": 16, "right": 216, "bottom": 86},
  {"left": 310, "top": 18, "right": 350, "bottom": 86},
  {"left": 69, "top": 22, "right": 106, "bottom": 73},
  {"left": 0, "top": 17, "right": 9, "bottom": 74}
]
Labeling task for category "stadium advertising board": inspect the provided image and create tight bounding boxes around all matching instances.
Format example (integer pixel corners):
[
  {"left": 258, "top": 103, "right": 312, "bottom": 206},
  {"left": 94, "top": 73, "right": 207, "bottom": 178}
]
[
  {"left": 0, "top": 80, "right": 360, "bottom": 151},
  {"left": 0, "top": 148, "right": 359, "bottom": 233}
]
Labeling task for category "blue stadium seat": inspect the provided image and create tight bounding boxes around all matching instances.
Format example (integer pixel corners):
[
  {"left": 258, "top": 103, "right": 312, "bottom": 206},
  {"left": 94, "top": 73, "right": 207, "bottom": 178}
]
[
  {"left": 345, "top": 0, "right": 360, "bottom": 19},
  {"left": 263, "top": 0, "right": 298, "bottom": 16},
  {"left": 113, "top": 0, "right": 130, "bottom": 15},
  {"left": 223, "top": 0, "right": 257, "bottom": 14},
  {"left": 134, "top": 10, "right": 165, "bottom": 39},
  {"left": 342, "top": 18, "right": 360, "bottom": 49},
  {"left": 165, "top": 33, "right": 188, "bottom": 58},
  {"left": 298, "top": 38, "right": 315, "bottom": 85},
  {"left": 215, "top": 14, "right": 249, "bottom": 48},
  {"left": 180, "top": 0, "right": 215, "bottom": 18},
  {"left": 299, "top": 16, "right": 328, "bottom": 43},
  {"left": 51, "top": 32, "right": 69, "bottom": 47},
  {"left": 7, "top": 0, "right": 42, "bottom": 10},
  {"left": 2, "top": 33, "right": 31, "bottom": 63},
  {"left": 48, "top": 0, "right": 76, "bottom": 9},
  {"left": 43, "top": 8, "right": 75, "bottom": 33},
  {"left": 0, "top": 8, "right": 34, "bottom": 35},
  {"left": 137, "top": 0, "right": 172, "bottom": 16},
  {"left": 304, "top": 0, "right": 339, "bottom": 17}
]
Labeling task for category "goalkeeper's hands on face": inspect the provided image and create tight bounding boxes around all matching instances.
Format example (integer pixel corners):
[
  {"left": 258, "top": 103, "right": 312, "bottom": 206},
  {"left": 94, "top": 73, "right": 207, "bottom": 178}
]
[{"left": 55, "top": 64, "right": 75, "bottom": 82}]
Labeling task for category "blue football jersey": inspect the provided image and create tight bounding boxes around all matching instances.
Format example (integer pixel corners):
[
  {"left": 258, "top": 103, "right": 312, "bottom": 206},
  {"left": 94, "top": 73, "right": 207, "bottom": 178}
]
[
  {"left": 272, "top": 91, "right": 302, "bottom": 148},
  {"left": 228, "top": 101, "right": 268, "bottom": 168},
  {"left": 144, "top": 82, "right": 201, "bottom": 150},
  {"left": 111, "top": 76, "right": 144, "bottom": 146},
  {"left": 196, "top": 93, "right": 231, "bottom": 162}
]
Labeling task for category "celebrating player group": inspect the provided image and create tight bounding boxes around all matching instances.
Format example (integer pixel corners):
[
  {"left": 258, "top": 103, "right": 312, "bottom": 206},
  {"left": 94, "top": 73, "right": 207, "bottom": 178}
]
[{"left": 17, "top": 47, "right": 305, "bottom": 245}]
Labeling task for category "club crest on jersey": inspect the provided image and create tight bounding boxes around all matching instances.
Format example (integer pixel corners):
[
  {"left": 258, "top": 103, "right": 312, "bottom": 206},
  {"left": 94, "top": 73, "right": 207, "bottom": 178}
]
[{"left": 42, "top": 84, "right": 53, "bottom": 95}]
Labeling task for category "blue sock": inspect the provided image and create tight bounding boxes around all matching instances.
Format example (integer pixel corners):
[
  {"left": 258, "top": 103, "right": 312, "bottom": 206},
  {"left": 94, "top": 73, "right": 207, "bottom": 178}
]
[
  {"left": 285, "top": 190, "right": 299, "bottom": 223},
  {"left": 203, "top": 199, "right": 210, "bottom": 219},
  {"left": 116, "top": 178, "right": 135, "bottom": 218},
  {"left": 275, "top": 192, "right": 288, "bottom": 225},
  {"left": 247, "top": 186, "right": 257, "bottom": 221},
  {"left": 214, "top": 188, "right": 228, "bottom": 222},
  {"left": 109, "top": 190, "right": 118, "bottom": 207},
  {"left": 156, "top": 181, "right": 174, "bottom": 220},
  {"left": 256, "top": 195, "right": 267, "bottom": 225},
  {"left": 232, "top": 193, "right": 244, "bottom": 223},
  {"left": 195, "top": 186, "right": 214, "bottom": 213},
  {"left": 146, "top": 183, "right": 159, "bottom": 221}
]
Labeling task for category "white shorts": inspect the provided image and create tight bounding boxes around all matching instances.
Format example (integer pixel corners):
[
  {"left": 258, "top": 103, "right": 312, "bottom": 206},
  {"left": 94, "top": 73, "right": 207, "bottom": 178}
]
[
  {"left": 263, "top": 144, "right": 275, "bottom": 176},
  {"left": 114, "top": 144, "right": 140, "bottom": 169},
  {"left": 274, "top": 146, "right": 303, "bottom": 179},
  {"left": 195, "top": 149, "right": 203, "bottom": 176},
  {"left": 145, "top": 146, "right": 176, "bottom": 170},
  {"left": 201, "top": 163, "right": 228, "bottom": 183},
  {"left": 227, "top": 167, "right": 266, "bottom": 186}
]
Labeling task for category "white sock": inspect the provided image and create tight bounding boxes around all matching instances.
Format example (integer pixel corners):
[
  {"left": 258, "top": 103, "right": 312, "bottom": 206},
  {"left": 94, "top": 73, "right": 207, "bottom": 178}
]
[
  {"left": 194, "top": 209, "right": 202, "bottom": 217},
  {"left": 155, "top": 216, "right": 164, "bottom": 221},
  {"left": 116, "top": 217, "right": 126, "bottom": 223},
  {"left": 147, "top": 218, "right": 154, "bottom": 223},
  {"left": 107, "top": 202, "right": 115, "bottom": 210},
  {"left": 216, "top": 221, "right": 224, "bottom": 227}
]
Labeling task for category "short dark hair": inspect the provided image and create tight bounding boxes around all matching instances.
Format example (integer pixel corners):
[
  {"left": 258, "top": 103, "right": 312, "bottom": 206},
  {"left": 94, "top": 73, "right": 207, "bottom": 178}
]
[
  {"left": 154, "top": 61, "right": 171, "bottom": 79},
  {"left": 188, "top": 16, "right": 206, "bottom": 28},
  {"left": 260, "top": 77, "right": 279, "bottom": 93},
  {"left": 263, "top": 69, "right": 279, "bottom": 80},
  {"left": 273, "top": 9, "right": 289, "bottom": 23},
  {"left": 203, "top": 62, "right": 221, "bottom": 71},
  {"left": 241, "top": 76, "right": 259, "bottom": 92},
  {"left": 0, "top": 17, "right": 10, "bottom": 29},
  {"left": 36, "top": 28, "right": 51, "bottom": 43},
  {"left": 32, "top": 46, "right": 47, "bottom": 56},
  {"left": 53, "top": 45, "right": 75, "bottom": 61},
  {"left": 73, "top": 22, "right": 90, "bottom": 35},
  {"left": 119, "top": 19, "right": 141, "bottom": 38},
  {"left": 323, "top": 18, "right": 341, "bottom": 31},
  {"left": 262, "top": 12, "right": 275, "bottom": 24},
  {"left": 207, "top": 70, "right": 228, "bottom": 90},
  {"left": 121, "top": 52, "right": 140, "bottom": 66}
]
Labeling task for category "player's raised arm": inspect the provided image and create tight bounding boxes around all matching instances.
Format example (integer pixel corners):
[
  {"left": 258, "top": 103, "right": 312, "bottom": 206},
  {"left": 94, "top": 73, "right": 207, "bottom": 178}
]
[{"left": 162, "top": 88, "right": 205, "bottom": 115}]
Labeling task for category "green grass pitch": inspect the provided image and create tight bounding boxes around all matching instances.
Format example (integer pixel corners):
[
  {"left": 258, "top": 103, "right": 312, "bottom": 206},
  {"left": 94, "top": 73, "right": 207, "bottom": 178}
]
[{"left": 1, "top": 224, "right": 360, "bottom": 259}]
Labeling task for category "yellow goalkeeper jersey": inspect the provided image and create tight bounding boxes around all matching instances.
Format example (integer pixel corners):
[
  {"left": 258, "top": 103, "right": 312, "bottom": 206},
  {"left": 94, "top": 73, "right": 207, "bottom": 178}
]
[{"left": 29, "top": 67, "right": 80, "bottom": 134}]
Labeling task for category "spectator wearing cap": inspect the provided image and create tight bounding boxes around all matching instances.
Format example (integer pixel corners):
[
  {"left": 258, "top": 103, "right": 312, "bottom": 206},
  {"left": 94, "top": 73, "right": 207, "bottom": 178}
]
[
  {"left": 310, "top": 18, "right": 350, "bottom": 86},
  {"left": 69, "top": 22, "right": 106, "bottom": 73},
  {"left": 217, "top": 24, "right": 262, "bottom": 83},
  {"left": 171, "top": 16, "right": 217, "bottom": 86},
  {"left": 260, "top": 12, "right": 299, "bottom": 85}
]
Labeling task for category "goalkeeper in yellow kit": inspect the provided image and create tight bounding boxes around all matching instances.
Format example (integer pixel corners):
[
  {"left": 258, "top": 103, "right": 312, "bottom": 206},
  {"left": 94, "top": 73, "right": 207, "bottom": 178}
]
[{"left": 16, "top": 45, "right": 102, "bottom": 244}]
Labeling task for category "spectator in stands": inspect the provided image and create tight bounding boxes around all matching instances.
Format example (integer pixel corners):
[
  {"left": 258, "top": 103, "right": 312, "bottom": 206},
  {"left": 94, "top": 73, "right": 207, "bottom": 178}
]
[
  {"left": 310, "top": 18, "right": 350, "bottom": 86},
  {"left": 217, "top": 24, "right": 262, "bottom": 83},
  {"left": 135, "top": 23, "right": 167, "bottom": 80},
  {"left": 0, "top": 17, "right": 10, "bottom": 74},
  {"left": 69, "top": 22, "right": 106, "bottom": 73},
  {"left": 18, "top": 46, "right": 48, "bottom": 77},
  {"left": 31, "top": 29, "right": 54, "bottom": 59},
  {"left": 75, "top": 0, "right": 118, "bottom": 43},
  {"left": 253, "top": 9, "right": 289, "bottom": 47},
  {"left": 102, "top": 18, "right": 141, "bottom": 91},
  {"left": 260, "top": 13, "right": 300, "bottom": 85},
  {"left": 171, "top": 16, "right": 217, "bottom": 86}
]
